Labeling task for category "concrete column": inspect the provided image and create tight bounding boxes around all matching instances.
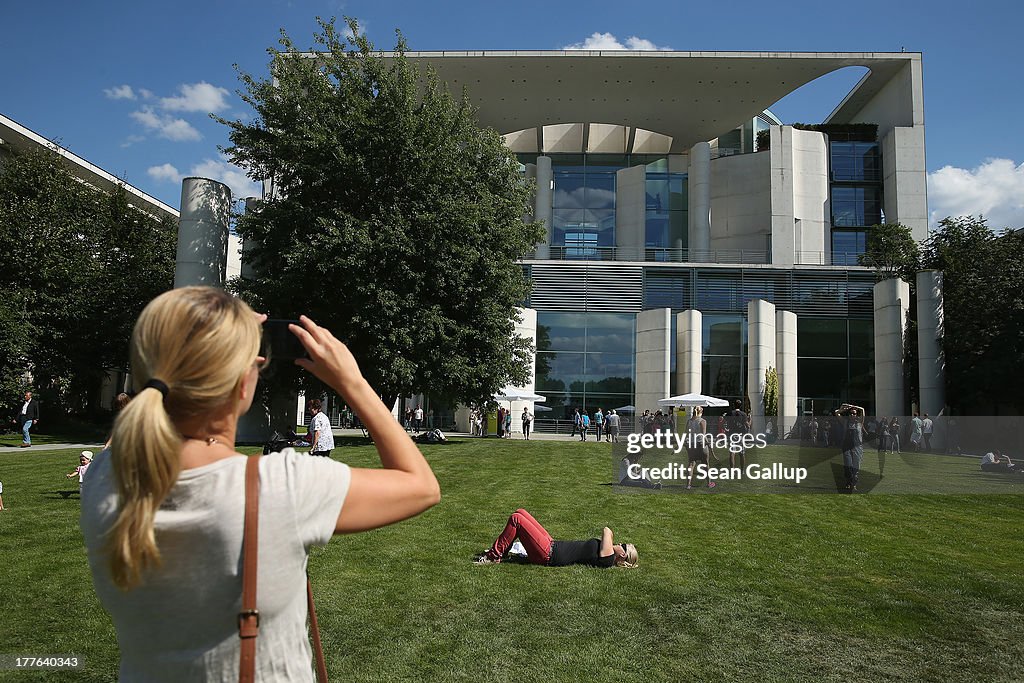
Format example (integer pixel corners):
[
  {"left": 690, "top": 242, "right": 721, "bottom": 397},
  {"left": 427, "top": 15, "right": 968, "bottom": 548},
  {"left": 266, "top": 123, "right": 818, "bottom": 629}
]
[
  {"left": 916, "top": 270, "right": 946, "bottom": 418},
  {"left": 746, "top": 299, "right": 776, "bottom": 418},
  {"left": 873, "top": 278, "right": 910, "bottom": 418},
  {"left": 687, "top": 141, "right": 711, "bottom": 259},
  {"left": 635, "top": 308, "right": 672, "bottom": 418},
  {"left": 174, "top": 177, "right": 231, "bottom": 288},
  {"left": 775, "top": 310, "right": 798, "bottom": 435},
  {"left": 509, "top": 307, "right": 538, "bottom": 434},
  {"left": 675, "top": 310, "right": 702, "bottom": 395},
  {"left": 534, "top": 156, "right": 553, "bottom": 258},
  {"left": 615, "top": 164, "right": 646, "bottom": 260}
]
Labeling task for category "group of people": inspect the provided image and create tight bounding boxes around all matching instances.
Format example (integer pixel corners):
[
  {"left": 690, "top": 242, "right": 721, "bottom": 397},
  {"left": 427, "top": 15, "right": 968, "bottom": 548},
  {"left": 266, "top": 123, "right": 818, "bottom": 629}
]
[
  {"left": 638, "top": 408, "right": 676, "bottom": 434},
  {"left": 570, "top": 408, "right": 623, "bottom": 442},
  {"left": 402, "top": 405, "right": 427, "bottom": 433},
  {"left": 803, "top": 412, "right": 936, "bottom": 455}
]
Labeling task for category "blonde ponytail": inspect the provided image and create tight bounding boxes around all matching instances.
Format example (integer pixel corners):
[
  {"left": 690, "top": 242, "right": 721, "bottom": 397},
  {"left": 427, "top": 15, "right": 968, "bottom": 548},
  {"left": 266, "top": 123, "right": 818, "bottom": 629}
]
[
  {"left": 108, "top": 387, "right": 182, "bottom": 589},
  {"left": 106, "top": 287, "right": 261, "bottom": 590}
]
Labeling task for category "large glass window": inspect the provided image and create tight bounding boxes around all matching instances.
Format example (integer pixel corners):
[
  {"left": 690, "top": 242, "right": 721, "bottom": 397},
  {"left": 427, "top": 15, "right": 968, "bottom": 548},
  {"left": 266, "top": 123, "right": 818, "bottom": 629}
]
[
  {"left": 645, "top": 173, "right": 687, "bottom": 255},
  {"left": 832, "top": 230, "right": 867, "bottom": 266},
  {"left": 831, "top": 142, "right": 881, "bottom": 182},
  {"left": 797, "top": 318, "right": 875, "bottom": 415},
  {"left": 535, "top": 312, "right": 635, "bottom": 417},
  {"left": 701, "top": 314, "right": 745, "bottom": 404},
  {"left": 831, "top": 186, "right": 882, "bottom": 228},
  {"left": 551, "top": 155, "right": 624, "bottom": 253}
]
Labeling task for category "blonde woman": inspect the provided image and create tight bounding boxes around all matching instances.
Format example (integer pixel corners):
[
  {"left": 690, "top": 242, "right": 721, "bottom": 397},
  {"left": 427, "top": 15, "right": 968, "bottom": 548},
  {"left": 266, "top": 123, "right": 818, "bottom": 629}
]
[
  {"left": 475, "top": 508, "right": 638, "bottom": 568},
  {"left": 80, "top": 287, "right": 440, "bottom": 681},
  {"left": 686, "top": 406, "right": 716, "bottom": 489}
]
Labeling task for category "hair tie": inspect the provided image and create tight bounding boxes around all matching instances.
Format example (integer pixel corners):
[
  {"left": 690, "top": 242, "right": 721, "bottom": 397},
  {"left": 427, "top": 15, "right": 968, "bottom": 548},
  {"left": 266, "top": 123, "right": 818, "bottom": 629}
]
[{"left": 144, "top": 379, "right": 169, "bottom": 399}]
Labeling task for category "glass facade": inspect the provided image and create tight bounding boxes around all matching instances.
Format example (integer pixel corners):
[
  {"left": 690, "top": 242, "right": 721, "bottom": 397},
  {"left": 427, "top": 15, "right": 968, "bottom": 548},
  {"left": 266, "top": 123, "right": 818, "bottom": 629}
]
[
  {"left": 829, "top": 140, "right": 882, "bottom": 265},
  {"left": 700, "top": 315, "right": 747, "bottom": 403},
  {"left": 518, "top": 153, "right": 689, "bottom": 258},
  {"left": 797, "top": 317, "right": 874, "bottom": 415},
  {"left": 645, "top": 155, "right": 687, "bottom": 255},
  {"left": 535, "top": 312, "right": 635, "bottom": 417}
]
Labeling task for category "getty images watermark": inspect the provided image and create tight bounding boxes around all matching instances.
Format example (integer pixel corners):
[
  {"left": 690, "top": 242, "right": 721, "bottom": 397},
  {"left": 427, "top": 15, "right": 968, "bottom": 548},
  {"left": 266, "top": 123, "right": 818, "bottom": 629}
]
[
  {"left": 612, "top": 416, "right": 1024, "bottom": 494},
  {"left": 620, "top": 430, "right": 808, "bottom": 485}
]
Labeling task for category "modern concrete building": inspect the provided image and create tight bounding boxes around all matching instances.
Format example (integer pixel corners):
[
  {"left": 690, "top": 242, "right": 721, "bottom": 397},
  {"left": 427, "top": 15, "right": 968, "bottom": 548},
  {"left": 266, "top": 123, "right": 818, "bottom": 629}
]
[{"left": 397, "top": 50, "right": 930, "bottom": 429}]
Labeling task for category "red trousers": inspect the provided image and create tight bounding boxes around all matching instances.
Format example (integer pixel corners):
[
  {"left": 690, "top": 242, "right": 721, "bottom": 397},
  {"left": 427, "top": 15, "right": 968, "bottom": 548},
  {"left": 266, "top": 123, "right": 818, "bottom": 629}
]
[{"left": 486, "top": 509, "right": 553, "bottom": 564}]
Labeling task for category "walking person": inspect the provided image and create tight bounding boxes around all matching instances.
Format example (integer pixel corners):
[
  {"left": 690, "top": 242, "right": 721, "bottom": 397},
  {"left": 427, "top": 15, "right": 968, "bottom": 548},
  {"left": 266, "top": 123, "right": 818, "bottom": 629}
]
[
  {"left": 888, "top": 417, "right": 901, "bottom": 454},
  {"left": 521, "top": 408, "right": 533, "bottom": 440},
  {"left": 308, "top": 398, "right": 334, "bottom": 457},
  {"left": 504, "top": 409, "right": 512, "bottom": 439},
  {"left": 579, "top": 411, "right": 590, "bottom": 442},
  {"left": 686, "top": 406, "right": 716, "bottom": 490},
  {"left": 78, "top": 286, "right": 440, "bottom": 680},
  {"left": 594, "top": 408, "right": 604, "bottom": 441},
  {"left": 605, "top": 409, "right": 620, "bottom": 443},
  {"left": 16, "top": 390, "right": 39, "bottom": 448},
  {"left": 413, "top": 405, "right": 424, "bottom": 434},
  {"left": 571, "top": 408, "right": 581, "bottom": 438},
  {"left": 910, "top": 412, "right": 923, "bottom": 452},
  {"left": 922, "top": 413, "right": 934, "bottom": 451}
]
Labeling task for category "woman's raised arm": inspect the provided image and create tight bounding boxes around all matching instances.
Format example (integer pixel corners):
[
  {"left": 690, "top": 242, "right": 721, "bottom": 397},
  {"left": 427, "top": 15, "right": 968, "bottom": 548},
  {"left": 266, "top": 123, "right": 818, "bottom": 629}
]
[{"left": 291, "top": 316, "right": 440, "bottom": 533}]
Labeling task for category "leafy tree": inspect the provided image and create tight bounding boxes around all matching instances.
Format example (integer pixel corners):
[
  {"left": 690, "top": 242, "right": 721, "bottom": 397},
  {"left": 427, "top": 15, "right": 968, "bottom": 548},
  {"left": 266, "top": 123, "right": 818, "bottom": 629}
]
[
  {"left": 763, "top": 366, "right": 778, "bottom": 417},
  {"left": 221, "top": 18, "right": 544, "bottom": 409},
  {"left": 858, "top": 222, "right": 920, "bottom": 283},
  {"left": 920, "top": 216, "right": 1024, "bottom": 413},
  {"left": 0, "top": 148, "right": 177, "bottom": 421}
]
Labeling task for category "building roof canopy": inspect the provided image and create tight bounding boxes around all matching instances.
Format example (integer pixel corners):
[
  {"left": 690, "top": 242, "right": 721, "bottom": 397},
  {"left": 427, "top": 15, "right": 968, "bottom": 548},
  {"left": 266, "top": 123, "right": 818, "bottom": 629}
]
[{"left": 392, "top": 51, "right": 918, "bottom": 153}]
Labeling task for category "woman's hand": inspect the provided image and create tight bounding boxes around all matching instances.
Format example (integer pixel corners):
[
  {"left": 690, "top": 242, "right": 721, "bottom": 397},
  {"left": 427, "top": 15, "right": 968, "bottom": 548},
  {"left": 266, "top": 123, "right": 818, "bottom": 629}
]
[{"left": 289, "top": 316, "right": 365, "bottom": 396}]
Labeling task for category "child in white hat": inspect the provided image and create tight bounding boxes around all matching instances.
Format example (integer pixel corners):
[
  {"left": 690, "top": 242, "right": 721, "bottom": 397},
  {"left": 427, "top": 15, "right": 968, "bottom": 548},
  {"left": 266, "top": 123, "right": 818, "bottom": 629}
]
[{"left": 65, "top": 451, "right": 93, "bottom": 493}]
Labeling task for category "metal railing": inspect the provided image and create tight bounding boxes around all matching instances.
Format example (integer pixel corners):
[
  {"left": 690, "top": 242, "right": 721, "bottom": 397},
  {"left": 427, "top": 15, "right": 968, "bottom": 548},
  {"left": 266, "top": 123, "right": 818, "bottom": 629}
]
[
  {"left": 532, "top": 246, "right": 872, "bottom": 268},
  {"left": 534, "top": 418, "right": 636, "bottom": 435},
  {"left": 533, "top": 246, "right": 771, "bottom": 265}
]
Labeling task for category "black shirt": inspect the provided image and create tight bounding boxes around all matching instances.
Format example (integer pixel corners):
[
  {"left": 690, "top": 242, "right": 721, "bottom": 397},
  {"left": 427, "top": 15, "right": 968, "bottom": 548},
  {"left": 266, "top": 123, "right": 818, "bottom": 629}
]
[{"left": 548, "top": 539, "right": 615, "bottom": 568}]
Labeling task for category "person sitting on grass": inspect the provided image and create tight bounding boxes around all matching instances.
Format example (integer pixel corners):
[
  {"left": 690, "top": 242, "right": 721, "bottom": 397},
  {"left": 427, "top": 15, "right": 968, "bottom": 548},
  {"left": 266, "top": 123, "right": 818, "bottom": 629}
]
[
  {"left": 65, "top": 451, "right": 93, "bottom": 493},
  {"left": 474, "top": 508, "right": 638, "bottom": 568},
  {"left": 619, "top": 451, "right": 661, "bottom": 489},
  {"left": 980, "top": 450, "right": 1020, "bottom": 474}
]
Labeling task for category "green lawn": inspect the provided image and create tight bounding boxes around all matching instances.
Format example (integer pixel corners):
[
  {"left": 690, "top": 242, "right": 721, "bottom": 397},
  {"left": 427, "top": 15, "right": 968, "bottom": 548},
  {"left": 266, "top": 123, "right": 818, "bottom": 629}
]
[{"left": 1, "top": 439, "right": 1022, "bottom": 682}]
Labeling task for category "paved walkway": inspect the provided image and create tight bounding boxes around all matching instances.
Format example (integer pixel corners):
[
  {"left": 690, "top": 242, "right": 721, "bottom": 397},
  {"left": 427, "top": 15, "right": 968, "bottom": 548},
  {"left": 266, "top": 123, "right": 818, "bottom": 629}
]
[{"left": 0, "top": 442, "right": 105, "bottom": 454}]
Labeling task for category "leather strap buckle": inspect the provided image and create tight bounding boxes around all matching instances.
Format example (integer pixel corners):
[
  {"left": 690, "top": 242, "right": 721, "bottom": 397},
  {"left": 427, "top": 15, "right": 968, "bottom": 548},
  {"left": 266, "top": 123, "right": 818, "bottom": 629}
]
[{"left": 238, "top": 609, "right": 260, "bottom": 638}]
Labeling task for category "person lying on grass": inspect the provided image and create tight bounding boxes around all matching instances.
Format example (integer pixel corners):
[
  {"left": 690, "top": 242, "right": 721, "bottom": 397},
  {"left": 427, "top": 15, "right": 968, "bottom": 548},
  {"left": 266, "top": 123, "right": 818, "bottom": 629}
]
[{"left": 475, "top": 508, "right": 638, "bottom": 568}]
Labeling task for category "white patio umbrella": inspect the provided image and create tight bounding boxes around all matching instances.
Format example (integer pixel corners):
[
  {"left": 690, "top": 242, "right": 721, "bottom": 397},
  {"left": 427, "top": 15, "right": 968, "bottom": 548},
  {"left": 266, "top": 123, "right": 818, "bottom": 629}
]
[
  {"left": 658, "top": 393, "right": 729, "bottom": 408},
  {"left": 613, "top": 405, "right": 636, "bottom": 413},
  {"left": 533, "top": 405, "right": 553, "bottom": 412},
  {"left": 493, "top": 388, "right": 547, "bottom": 403}
]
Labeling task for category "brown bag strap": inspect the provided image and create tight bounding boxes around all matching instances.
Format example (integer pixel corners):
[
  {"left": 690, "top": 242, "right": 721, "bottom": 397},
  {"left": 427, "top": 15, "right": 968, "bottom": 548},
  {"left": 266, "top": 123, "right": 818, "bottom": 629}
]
[
  {"left": 239, "top": 455, "right": 260, "bottom": 683},
  {"left": 239, "top": 455, "right": 328, "bottom": 683},
  {"left": 307, "top": 578, "right": 329, "bottom": 682}
]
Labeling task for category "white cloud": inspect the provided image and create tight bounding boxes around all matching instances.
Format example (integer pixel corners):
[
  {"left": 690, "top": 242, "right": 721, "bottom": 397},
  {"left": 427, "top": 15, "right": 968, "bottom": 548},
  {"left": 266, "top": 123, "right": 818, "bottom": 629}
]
[
  {"left": 104, "top": 85, "right": 136, "bottom": 100},
  {"left": 130, "top": 106, "right": 202, "bottom": 142},
  {"left": 139, "top": 88, "right": 154, "bottom": 100},
  {"left": 189, "top": 158, "right": 262, "bottom": 199},
  {"left": 120, "top": 134, "right": 146, "bottom": 148},
  {"left": 160, "top": 82, "right": 231, "bottom": 113},
  {"left": 147, "top": 163, "right": 182, "bottom": 183},
  {"left": 146, "top": 157, "right": 260, "bottom": 199},
  {"left": 928, "top": 158, "right": 1024, "bottom": 230},
  {"left": 563, "top": 32, "right": 672, "bottom": 51}
]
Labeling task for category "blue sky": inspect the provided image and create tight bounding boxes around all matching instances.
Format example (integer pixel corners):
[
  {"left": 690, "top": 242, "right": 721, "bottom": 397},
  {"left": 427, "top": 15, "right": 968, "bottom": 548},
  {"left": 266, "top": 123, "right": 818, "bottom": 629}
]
[{"left": 5, "top": 0, "right": 1023, "bottom": 228}]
